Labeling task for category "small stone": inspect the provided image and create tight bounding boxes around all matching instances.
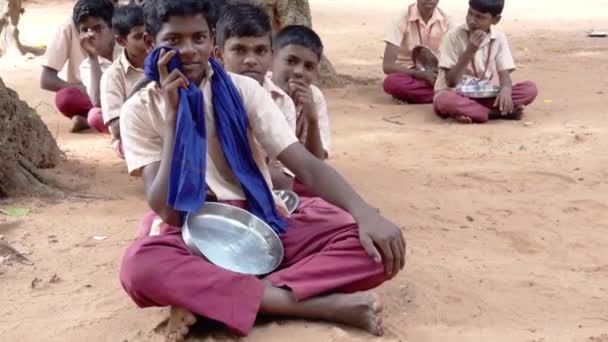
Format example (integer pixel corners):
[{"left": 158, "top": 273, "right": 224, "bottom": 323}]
[
  {"left": 49, "top": 274, "right": 61, "bottom": 283},
  {"left": 466, "top": 215, "right": 475, "bottom": 222},
  {"left": 31, "top": 277, "right": 43, "bottom": 289}
]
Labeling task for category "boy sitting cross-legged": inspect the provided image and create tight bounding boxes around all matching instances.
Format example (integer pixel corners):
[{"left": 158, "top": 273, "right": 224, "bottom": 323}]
[
  {"left": 433, "top": 0, "right": 538, "bottom": 123},
  {"left": 119, "top": 0, "right": 405, "bottom": 340}
]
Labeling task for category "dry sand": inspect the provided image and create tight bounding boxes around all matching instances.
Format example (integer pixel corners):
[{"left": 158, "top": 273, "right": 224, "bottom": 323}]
[{"left": 1, "top": 0, "right": 607, "bottom": 341}]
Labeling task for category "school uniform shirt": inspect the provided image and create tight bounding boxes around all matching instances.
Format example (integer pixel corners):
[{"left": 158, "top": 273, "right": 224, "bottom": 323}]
[
  {"left": 434, "top": 24, "right": 516, "bottom": 96},
  {"left": 79, "top": 46, "right": 122, "bottom": 100},
  {"left": 262, "top": 74, "right": 297, "bottom": 178},
  {"left": 43, "top": 18, "right": 87, "bottom": 84},
  {"left": 120, "top": 63, "right": 299, "bottom": 203},
  {"left": 296, "top": 85, "right": 331, "bottom": 157},
  {"left": 384, "top": 3, "right": 450, "bottom": 67},
  {"left": 100, "top": 49, "right": 145, "bottom": 124}
]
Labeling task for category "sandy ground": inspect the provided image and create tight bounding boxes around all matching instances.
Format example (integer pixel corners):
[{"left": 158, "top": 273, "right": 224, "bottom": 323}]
[{"left": 1, "top": 0, "right": 608, "bottom": 341}]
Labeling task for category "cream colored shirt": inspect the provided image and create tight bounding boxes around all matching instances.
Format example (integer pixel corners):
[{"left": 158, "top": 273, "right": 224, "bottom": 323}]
[
  {"left": 262, "top": 75, "right": 297, "bottom": 178},
  {"left": 435, "top": 25, "right": 516, "bottom": 94},
  {"left": 79, "top": 46, "right": 122, "bottom": 100},
  {"left": 262, "top": 75, "right": 296, "bottom": 130},
  {"left": 43, "top": 18, "right": 87, "bottom": 83},
  {"left": 119, "top": 65, "right": 299, "bottom": 202},
  {"left": 384, "top": 3, "right": 450, "bottom": 67},
  {"left": 296, "top": 84, "right": 331, "bottom": 156},
  {"left": 100, "top": 50, "right": 145, "bottom": 124}
]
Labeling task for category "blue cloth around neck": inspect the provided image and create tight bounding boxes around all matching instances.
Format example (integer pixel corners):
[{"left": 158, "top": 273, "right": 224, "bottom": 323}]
[{"left": 143, "top": 46, "right": 287, "bottom": 234}]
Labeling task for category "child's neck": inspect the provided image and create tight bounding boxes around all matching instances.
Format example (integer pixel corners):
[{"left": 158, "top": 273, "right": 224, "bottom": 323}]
[
  {"left": 271, "top": 75, "right": 289, "bottom": 94},
  {"left": 126, "top": 51, "right": 144, "bottom": 69},
  {"left": 100, "top": 41, "right": 116, "bottom": 61},
  {"left": 418, "top": 5, "right": 434, "bottom": 23}
]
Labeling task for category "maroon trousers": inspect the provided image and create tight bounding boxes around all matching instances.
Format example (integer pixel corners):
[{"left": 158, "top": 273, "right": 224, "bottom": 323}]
[
  {"left": 55, "top": 87, "right": 108, "bottom": 133},
  {"left": 383, "top": 73, "right": 434, "bottom": 104},
  {"left": 434, "top": 81, "right": 539, "bottom": 123},
  {"left": 120, "top": 197, "right": 389, "bottom": 336}
]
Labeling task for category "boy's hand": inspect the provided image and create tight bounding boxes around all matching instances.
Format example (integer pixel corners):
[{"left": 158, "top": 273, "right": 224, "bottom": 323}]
[
  {"left": 494, "top": 87, "right": 514, "bottom": 115},
  {"left": 414, "top": 69, "right": 438, "bottom": 86},
  {"left": 79, "top": 34, "right": 97, "bottom": 58},
  {"left": 467, "top": 30, "right": 487, "bottom": 51},
  {"left": 108, "top": 118, "right": 121, "bottom": 142},
  {"left": 356, "top": 208, "right": 406, "bottom": 277},
  {"left": 289, "top": 78, "right": 317, "bottom": 123},
  {"left": 157, "top": 49, "right": 188, "bottom": 128}
]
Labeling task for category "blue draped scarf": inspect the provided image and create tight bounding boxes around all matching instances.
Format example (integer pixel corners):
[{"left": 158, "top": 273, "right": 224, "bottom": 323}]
[{"left": 144, "top": 47, "right": 287, "bottom": 234}]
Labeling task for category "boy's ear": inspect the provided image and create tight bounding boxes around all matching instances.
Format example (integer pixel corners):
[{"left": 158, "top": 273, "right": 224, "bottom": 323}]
[
  {"left": 116, "top": 35, "right": 127, "bottom": 47},
  {"left": 143, "top": 32, "right": 155, "bottom": 53},
  {"left": 492, "top": 15, "right": 502, "bottom": 25},
  {"left": 213, "top": 46, "right": 224, "bottom": 64}
]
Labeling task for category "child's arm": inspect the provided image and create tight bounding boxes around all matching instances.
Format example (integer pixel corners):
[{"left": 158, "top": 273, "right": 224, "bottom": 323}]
[
  {"left": 278, "top": 143, "right": 406, "bottom": 276},
  {"left": 445, "top": 30, "right": 486, "bottom": 87},
  {"left": 79, "top": 35, "right": 103, "bottom": 106},
  {"left": 383, "top": 43, "right": 436, "bottom": 84},
  {"left": 40, "top": 67, "right": 84, "bottom": 92},
  {"left": 289, "top": 79, "right": 326, "bottom": 159},
  {"left": 87, "top": 57, "right": 103, "bottom": 107},
  {"left": 140, "top": 50, "right": 190, "bottom": 227},
  {"left": 494, "top": 70, "right": 514, "bottom": 114}
]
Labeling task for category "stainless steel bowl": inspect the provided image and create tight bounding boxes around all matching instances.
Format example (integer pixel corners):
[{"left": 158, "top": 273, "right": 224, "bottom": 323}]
[
  {"left": 457, "top": 84, "right": 500, "bottom": 99},
  {"left": 182, "top": 202, "right": 284, "bottom": 275},
  {"left": 274, "top": 190, "right": 300, "bottom": 215}
]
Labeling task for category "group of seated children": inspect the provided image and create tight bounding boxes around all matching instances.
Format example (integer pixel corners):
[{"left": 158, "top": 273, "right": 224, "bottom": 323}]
[
  {"left": 382, "top": 0, "right": 538, "bottom": 123},
  {"left": 40, "top": 0, "right": 146, "bottom": 157},
  {"left": 117, "top": 0, "right": 405, "bottom": 341}
]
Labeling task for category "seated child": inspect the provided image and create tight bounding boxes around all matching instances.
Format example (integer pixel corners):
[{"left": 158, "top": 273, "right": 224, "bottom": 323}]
[
  {"left": 39, "top": 0, "right": 119, "bottom": 133},
  {"left": 100, "top": 4, "right": 147, "bottom": 157},
  {"left": 214, "top": 3, "right": 298, "bottom": 190},
  {"left": 119, "top": 0, "right": 405, "bottom": 340},
  {"left": 433, "top": 0, "right": 538, "bottom": 123},
  {"left": 382, "top": 0, "right": 450, "bottom": 104},
  {"left": 272, "top": 25, "right": 332, "bottom": 196},
  {"left": 75, "top": 0, "right": 120, "bottom": 133}
]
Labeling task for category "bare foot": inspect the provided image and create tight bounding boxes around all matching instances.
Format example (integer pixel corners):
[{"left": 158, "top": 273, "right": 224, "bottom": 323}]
[
  {"left": 454, "top": 115, "right": 473, "bottom": 124},
  {"left": 392, "top": 97, "right": 408, "bottom": 105},
  {"left": 70, "top": 115, "right": 89, "bottom": 133},
  {"left": 505, "top": 105, "right": 525, "bottom": 120},
  {"left": 165, "top": 307, "right": 197, "bottom": 342},
  {"left": 322, "top": 292, "right": 383, "bottom": 336}
]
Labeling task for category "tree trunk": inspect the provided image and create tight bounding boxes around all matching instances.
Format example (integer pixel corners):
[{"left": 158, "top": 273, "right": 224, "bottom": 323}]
[
  {"left": 0, "top": 0, "right": 45, "bottom": 57},
  {"left": 0, "top": 76, "right": 62, "bottom": 198},
  {"left": 255, "top": 0, "right": 344, "bottom": 88}
]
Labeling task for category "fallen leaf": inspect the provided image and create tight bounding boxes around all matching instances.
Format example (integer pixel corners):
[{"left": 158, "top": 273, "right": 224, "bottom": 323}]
[
  {"left": 543, "top": 99, "right": 553, "bottom": 104},
  {"left": 466, "top": 215, "right": 475, "bottom": 222},
  {"left": 0, "top": 208, "right": 30, "bottom": 217}
]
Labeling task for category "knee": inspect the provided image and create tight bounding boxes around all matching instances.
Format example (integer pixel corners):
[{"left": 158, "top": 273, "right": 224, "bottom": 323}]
[
  {"left": 383, "top": 74, "right": 410, "bottom": 95},
  {"left": 55, "top": 87, "right": 81, "bottom": 116},
  {"left": 119, "top": 242, "right": 158, "bottom": 293},
  {"left": 87, "top": 108, "right": 108, "bottom": 133},
  {"left": 521, "top": 81, "right": 539, "bottom": 102},
  {"left": 433, "top": 91, "right": 457, "bottom": 114}
]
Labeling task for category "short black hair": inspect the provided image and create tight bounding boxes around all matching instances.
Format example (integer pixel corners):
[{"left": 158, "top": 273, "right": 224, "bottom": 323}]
[
  {"left": 143, "top": 0, "right": 220, "bottom": 38},
  {"left": 72, "top": 0, "right": 115, "bottom": 28},
  {"left": 469, "top": 0, "right": 505, "bottom": 16},
  {"left": 112, "top": 4, "right": 144, "bottom": 37},
  {"left": 273, "top": 25, "right": 323, "bottom": 61},
  {"left": 216, "top": 3, "right": 272, "bottom": 48}
]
